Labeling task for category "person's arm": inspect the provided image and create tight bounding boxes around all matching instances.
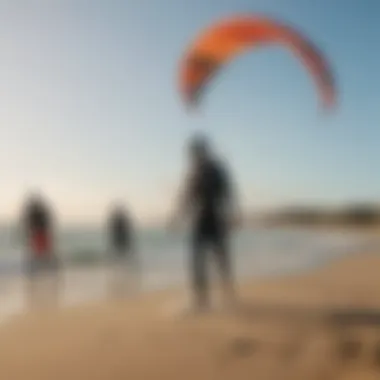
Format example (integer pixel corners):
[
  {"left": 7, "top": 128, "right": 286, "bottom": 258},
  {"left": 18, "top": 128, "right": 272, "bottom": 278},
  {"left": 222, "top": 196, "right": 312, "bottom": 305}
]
[
  {"left": 219, "top": 164, "right": 243, "bottom": 227},
  {"left": 14, "top": 209, "right": 28, "bottom": 248},
  {"left": 168, "top": 169, "right": 195, "bottom": 229},
  {"left": 48, "top": 208, "right": 58, "bottom": 249},
  {"left": 105, "top": 216, "right": 116, "bottom": 257},
  {"left": 130, "top": 222, "right": 140, "bottom": 270},
  {"left": 105, "top": 217, "right": 111, "bottom": 248},
  {"left": 127, "top": 217, "right": 135, "bottom": 253},
  {"left": 11, "top": 219, "right": 22, "bottom": 248}
]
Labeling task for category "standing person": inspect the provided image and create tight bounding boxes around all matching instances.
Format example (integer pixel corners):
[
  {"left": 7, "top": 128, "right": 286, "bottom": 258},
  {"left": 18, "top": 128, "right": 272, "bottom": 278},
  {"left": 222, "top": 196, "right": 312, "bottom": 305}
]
[
  {"left": 107, "top": 204, "right": 138, "bottom": 297},
  {"left": 169, "top": 135, "right": 241, "bottom": 312},
  {"left": 20, "top": 192, "right": 60, "bottom": 309}
]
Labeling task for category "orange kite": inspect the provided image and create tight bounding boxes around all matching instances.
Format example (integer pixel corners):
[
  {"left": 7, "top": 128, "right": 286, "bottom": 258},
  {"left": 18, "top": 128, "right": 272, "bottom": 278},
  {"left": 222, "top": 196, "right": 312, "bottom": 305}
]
[{"left": 179, "top": 14, "right": 336, "bottom": 111}]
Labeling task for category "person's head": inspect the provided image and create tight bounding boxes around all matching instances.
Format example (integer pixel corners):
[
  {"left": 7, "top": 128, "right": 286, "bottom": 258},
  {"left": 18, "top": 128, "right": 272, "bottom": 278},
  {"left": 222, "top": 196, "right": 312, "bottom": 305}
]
[
  {"left": 110, "top": 202, "right": 127, "bottom": 217},
  {"left": 188, "top": 134, "right": 211, "bottom": 166},
  {"left": 25, "top": 190, "right": 45, "bottom": 208}
]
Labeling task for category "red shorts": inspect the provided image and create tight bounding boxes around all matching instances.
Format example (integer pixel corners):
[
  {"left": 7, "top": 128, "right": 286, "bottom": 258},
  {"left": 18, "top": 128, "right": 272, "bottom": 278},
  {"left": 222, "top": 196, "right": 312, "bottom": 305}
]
[{"left": 30, "top": 230, "right": 52, "bottom": 257}]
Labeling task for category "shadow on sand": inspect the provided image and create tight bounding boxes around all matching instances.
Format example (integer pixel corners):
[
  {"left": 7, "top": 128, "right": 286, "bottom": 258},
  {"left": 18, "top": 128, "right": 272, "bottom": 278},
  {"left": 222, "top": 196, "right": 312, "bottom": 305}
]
[
  {"left": 237, "top": 302, "right": 380, "bottom": 327},
  {"left": 218, "top": 302, "right": 380, "bottom": 378}
]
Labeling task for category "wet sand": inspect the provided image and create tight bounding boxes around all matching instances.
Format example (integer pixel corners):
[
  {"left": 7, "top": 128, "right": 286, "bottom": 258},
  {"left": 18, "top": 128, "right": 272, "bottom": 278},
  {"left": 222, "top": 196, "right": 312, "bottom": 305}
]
[{"left": 1, "top": 251, "right": 380, "bottom": 380}]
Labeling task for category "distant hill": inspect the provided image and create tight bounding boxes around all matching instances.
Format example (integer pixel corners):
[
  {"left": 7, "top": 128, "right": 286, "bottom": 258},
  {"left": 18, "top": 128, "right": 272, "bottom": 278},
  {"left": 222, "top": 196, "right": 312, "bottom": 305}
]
[{"left": 251, "top": 203, "right": 380, "bottom": 228}]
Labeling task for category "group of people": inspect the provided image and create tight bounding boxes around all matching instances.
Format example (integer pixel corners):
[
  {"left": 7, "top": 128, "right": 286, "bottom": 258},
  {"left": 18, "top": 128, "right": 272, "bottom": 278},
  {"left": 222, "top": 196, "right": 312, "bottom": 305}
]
[
  {"left": 20, "top": 193, "right": 137, "bottom": 305},
  {"left": 18, "top": 135, "right": 241, "bottom": 312}
]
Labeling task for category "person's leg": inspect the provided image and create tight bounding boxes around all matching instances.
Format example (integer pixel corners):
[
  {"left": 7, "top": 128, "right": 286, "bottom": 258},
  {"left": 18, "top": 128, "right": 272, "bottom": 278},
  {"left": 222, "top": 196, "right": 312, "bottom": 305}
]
[
  {"left": 212, "top": 227, "right": 236, "bottom": 307},
  {"left": 28, "top": 255, "right": 60, "bottom": 309},
  {"left": 111, "top": 249, "right": 134, "bottom": 298},
  {"left": 25, "top": 255, "right": 54, "bottom": 310},
  {"left": 119, "top": 250, "right": 136, "bottom": 297},
  {"left": 127, "top": 250, "right": 141, "bottom": 295},
  {"left": 190, "top": 231, "right": 210, "bottom": 311},
  {"left": 24, "top": 256, "right": 38, "bottom": 310},
  {"left": 48, "top": 254, "right": 61, "bottom": 307},
  {"left": 108, "top": 251, "right": 122, "bottom": 298}
]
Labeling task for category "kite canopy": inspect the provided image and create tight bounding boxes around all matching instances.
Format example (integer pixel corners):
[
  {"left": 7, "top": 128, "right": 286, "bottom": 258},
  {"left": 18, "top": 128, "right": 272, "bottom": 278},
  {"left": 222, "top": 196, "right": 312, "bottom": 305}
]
[{"left": 179, "top": 14, "right": 336, "bottom": 111}]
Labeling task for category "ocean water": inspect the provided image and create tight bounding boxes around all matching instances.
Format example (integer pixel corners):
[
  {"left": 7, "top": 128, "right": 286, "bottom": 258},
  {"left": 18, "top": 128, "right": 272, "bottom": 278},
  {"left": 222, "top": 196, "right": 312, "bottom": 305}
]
[{"left": 0, "top": 225, "right": 379, "bottom": 322}]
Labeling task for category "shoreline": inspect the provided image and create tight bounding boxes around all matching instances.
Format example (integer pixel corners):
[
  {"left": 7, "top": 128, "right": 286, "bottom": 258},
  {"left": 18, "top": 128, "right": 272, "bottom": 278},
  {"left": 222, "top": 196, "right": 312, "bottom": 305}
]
[
  {"left": 252, "top": 222, "right": 380, "bottom": 234},
  {"left": 1, "top": 251, "right": 380, "bottom": 379},
  {"left": 0, "top": 228, "right": 378, "bottom": 324}
]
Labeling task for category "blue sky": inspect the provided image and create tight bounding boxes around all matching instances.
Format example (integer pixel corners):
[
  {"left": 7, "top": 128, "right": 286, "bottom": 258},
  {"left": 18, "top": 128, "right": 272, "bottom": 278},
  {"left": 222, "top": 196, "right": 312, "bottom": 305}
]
[{"left": 0, "top": 0, "right": 379, "bottom": 224}]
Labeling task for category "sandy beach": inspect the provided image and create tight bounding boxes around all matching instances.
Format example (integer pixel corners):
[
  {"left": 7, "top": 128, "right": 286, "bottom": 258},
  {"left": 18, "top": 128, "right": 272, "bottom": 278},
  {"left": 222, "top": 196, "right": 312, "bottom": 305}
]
[{"left": 1, "top": 251, "right": 380, "bottom": 380}]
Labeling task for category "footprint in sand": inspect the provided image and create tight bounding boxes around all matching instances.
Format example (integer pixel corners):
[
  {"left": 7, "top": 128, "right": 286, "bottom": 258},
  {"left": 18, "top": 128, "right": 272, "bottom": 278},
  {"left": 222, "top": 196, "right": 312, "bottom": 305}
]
[
  {"left": 229, "top": 337, "right": 259, "bottom": 358},
  {"left": 336, "top": 338, "right": 362, "bottom": 362},
  {"left": 372, "top": 341, "right": 380, "bottom": 368}
]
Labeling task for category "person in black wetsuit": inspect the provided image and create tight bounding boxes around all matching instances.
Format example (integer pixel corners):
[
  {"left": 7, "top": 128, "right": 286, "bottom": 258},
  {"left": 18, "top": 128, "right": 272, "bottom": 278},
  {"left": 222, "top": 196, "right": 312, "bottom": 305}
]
[
  {"left": 107, "top": 205, "right": 138, "bottom": 297},
  {"left": 170, "top": 135, "right": 240, "bottom": 311},
  {"left": 108, "top": 206, "right": 132, "bottom": 255},
  {"left": 20, "top": 192, "right": 60, "bottom": 308}
]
